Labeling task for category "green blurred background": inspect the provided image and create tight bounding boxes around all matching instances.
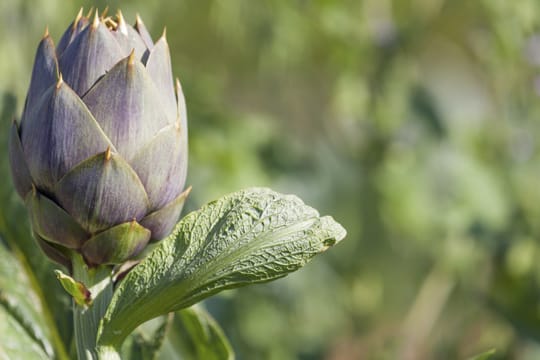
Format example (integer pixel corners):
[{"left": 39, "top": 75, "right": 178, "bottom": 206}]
[{"left": 3, "top": 0, "right": 540, "bottom": 359}]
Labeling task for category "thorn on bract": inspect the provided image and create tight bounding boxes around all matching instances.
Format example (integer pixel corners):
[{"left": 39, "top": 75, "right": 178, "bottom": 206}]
[
  {"left": 101, "top": 6, "right": 109, "bottom": 18},
  {"left": 135, "top": 14, "right": 143, "bottom": 26},
  {"left": 74, "top": 7, "right": 83, "bottom": 24},
  {"left": 104, "top": 147, "right": 112, "bottom": 161},
  {"left": 86, "top": 7, "right": 94, "bottom": 19},
  {"left": 116, "top": 10, "right": 128, "bottom": 35},
  {"left": 175, "top": 78, "right": 183, "bottom": 97},
  {"left": 56, "top": 74, "right": 63, "bottom": 89},
  {"left": 175, "top": 77, "right": 185, "bottom": 101},
  {"left": 91, "top": 9, "right": 100, "bottom": 29},
  {"left": 129, "top": 219, "right": 139, "bottom": 232},
  {"left": 182, "top": 186, "right": 193, "bottom": 199},
  {"left": 175, "top": 78, "right": 184, "bottom": 92},
  {"left": 127, "top": 49, "right": 136, "bottom": 66}
]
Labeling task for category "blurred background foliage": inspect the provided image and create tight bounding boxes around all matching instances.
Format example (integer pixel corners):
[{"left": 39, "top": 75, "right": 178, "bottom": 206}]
[{"left": 3, "top": 0, "right": 540, "bottom": 359}]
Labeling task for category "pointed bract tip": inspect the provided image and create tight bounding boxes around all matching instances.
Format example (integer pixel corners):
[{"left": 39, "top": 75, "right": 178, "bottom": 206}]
[
  {"left": 161, "top": 27, "right": 167, "bottom": 40},
  {"left": 42, "top": 26, "right": 49, "bottom": 38},
  {"left": 101, "top": 6, "right": 109, "bottom": 18},
  {"left": 91, "top": 9, "right": 100, "bottom": 28},
  {"left": 117, "top": 10, "right": 128, "bottom": 35},
  {"left": 175, "top": 77, "right": 184, "bottom": 96},
  {"left": 86, "top": 7, "right": 94, "bottom": 19},
  {"left": 127, "top": 49, "right": 136, "bottom": 66},
  {"left": 182, "top": 185, "right": 193, "bottom": 199},
  {"left": 75, "top": 7, "right": 84, "bottom": 22},
  {"left": 135, "top": 13, "right": 143, "bottom": 25},
  {"left": 56, "top": 74, "right": 63, "bottom": 89},
  {"left": 104, "top": 147, "right": 112, "bottom": 161}
]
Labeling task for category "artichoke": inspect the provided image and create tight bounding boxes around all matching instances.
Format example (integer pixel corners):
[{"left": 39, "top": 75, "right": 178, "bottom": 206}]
[{"left": 8, "top": 9, "right": 189, "bottom": 267}]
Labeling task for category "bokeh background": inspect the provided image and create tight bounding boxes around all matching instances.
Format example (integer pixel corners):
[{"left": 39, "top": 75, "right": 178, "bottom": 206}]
[{"left": 3, "top": 0, "right": 540, "bottom": 359}]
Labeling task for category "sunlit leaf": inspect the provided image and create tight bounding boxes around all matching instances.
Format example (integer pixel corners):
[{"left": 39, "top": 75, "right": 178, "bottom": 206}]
[{"left": 98, "top": 187, "right": 346, "bottom": 347}]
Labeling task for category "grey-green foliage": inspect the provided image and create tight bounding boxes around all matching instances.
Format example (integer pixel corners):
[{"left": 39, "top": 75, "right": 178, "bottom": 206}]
[{"left": 98, "top": 187, "right": 345, "bottom": 347}]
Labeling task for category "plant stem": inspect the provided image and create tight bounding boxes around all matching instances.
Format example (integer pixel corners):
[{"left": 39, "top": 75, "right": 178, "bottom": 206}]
[{"left": 72, "top": 254, "right": 118, "bottom": 360}]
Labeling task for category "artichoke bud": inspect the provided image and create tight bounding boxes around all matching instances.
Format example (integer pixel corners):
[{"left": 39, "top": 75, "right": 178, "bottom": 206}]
[{"left": 9, "top": 9, "right": 189, "bottom": 267}]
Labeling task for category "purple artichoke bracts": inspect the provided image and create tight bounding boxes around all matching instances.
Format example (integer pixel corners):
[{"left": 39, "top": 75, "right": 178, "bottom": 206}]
[{"left": 8, "top": 9, "right": 189, "bottom": 267}]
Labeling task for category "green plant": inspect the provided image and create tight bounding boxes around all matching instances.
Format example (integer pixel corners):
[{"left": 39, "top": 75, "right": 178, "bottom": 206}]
[{"left": 4, "top": 9, "right": 345, "bottom": 359}]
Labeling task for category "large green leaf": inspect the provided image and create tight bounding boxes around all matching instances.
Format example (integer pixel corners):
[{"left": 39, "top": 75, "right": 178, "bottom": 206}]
[
  {"left": 0, "top": 240, "right": 53, "bottom": 358},
  {"left": 98, "top": 187, "right": 346, "bottom": 347},
  {"left": 158, "top": 306, "right": 233, "bottom": 360},
  {"left": 0, "top": 306, "right": 50, "bottom": 360}
]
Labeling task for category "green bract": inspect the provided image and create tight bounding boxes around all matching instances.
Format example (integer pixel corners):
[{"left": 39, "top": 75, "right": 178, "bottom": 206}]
[{"left": 8, "top": 10, "right": 189, "bottom": 267}]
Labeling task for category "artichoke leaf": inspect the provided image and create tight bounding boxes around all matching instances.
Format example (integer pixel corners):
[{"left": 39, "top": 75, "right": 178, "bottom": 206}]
[
  {"left": 22, "top": 33, "right": 58, "bottom": 121},
  {"left": 21, "top": 80, "right": 115, "bottom": 192},
  {"left": 145, "top": 36, "right": 176, "bottom": 123},
  {"left": 0, "top": 241, "right": 55, "bottom": 358},
  {"left": 141, "top": 186, "right": 191, "bottom": 243},
  {"left": 25, "top": 190, "right": 88, "bottom": 249},
  {"left": 98, "top": 187, "right": 346, "bottom": 347},
  {"left": 81, "top": 51, "right": 169, "bottom": 160},
  {"left": 0, "top": 306, "right": 50, "bottom": 360},
  {"left": 134, "top": 15, "right": 154, "bottom": 50},
  {"left": 158, "top": 306, "right": 233, "bottom": 360},
  {"left": 120, "top": 314, "right": 172, "bottom": 360},
  {"left": 129, "top": 124, "right": 185, "bottom": 211},
  {"left": 59, "top": 18, "right": 126, "bottom": 96},
  {"left": 56, "top": 10, "right": 89, "bottom": 56},
  {"left": 82, "top": 220, "right": 151, "bottom": 265},
  {"left": 55, "top": 150, "right": 149, "bottom": 234}
]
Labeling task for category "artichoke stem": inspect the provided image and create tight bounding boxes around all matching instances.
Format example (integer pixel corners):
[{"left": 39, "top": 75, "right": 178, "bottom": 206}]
[{"left": 72, "top": 254, "right": 116, "bottom": 360}]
